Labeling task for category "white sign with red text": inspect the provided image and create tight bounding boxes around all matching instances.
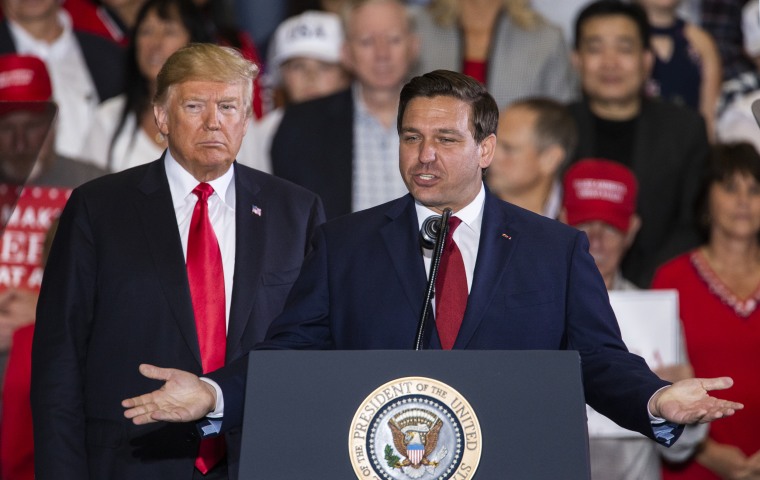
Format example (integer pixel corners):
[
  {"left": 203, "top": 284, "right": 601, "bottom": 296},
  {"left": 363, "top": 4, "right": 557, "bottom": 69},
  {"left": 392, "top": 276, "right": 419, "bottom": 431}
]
[{"left": 0, "top": 185, "right": 71, "bottom": 292}]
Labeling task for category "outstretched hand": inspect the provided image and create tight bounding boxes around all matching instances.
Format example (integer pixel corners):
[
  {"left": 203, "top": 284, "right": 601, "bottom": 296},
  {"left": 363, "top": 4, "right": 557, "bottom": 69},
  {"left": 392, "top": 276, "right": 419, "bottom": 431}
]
[
  {"left": 122, "top": 364, "right": 217, "bottom": 425},
  {"left": 650, "top": 377, "right": 743, "bottom": 424}
]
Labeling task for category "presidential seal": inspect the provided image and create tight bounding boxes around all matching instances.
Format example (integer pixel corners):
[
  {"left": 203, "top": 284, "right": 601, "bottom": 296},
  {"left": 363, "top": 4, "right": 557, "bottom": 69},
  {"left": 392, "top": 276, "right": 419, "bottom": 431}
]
[{"left": 349, "top": 377, "right": 482, "bottom": 480}]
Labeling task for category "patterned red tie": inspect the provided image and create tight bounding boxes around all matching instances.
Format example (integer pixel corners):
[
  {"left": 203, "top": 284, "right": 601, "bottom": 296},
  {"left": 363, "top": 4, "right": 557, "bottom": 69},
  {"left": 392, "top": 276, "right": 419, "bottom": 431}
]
[
  {"left": 435, "top": 216, "right": 468, "bottom": 350},
  {"left": 187, "top": 183, "right": 226, "bottom": 474}
]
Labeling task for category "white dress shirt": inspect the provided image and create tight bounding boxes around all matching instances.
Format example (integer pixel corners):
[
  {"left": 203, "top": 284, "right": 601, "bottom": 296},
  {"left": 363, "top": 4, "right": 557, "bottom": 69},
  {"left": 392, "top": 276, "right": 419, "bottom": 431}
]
[
  {"left": 416, "top": 184, "right": 485, "bottom": 294},
  {"left": 164, "top": 150, "right": 236, "bottom": 328},
  {"left": 8, "top": 10, "right": 99, "bottom": 158},
  {"left": 80, "top": 95, "right": 164, "bottom": 172}
]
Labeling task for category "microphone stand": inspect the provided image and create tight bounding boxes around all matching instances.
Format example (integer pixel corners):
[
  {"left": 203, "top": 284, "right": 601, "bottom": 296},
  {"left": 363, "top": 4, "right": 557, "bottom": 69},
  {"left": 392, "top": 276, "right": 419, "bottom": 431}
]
[{"left": 413, "top": 208, "right": 452, "bottom": 350}]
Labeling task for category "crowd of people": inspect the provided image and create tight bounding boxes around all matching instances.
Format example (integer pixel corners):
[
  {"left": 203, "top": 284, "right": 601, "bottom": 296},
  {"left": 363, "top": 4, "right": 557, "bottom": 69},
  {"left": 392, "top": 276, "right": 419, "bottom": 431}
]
[{"left": 0, "top": 0, "right": 758, "bottom": 479}]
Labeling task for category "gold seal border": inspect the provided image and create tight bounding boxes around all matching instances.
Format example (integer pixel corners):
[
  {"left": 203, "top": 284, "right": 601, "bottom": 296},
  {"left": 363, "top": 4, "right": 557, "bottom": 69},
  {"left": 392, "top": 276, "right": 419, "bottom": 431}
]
[{"left": 348, "top": 376, "right": 482, "bottom": 480}]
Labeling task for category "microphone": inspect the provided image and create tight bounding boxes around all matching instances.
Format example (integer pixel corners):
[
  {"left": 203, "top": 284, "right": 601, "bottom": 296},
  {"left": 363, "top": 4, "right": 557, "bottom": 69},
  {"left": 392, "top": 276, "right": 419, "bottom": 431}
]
[
  {"left": 420, "top": 213, "right": 443, "bottom": 249},
  {"left": 414, "top": 208, "right": 452, "bottom": 350}
]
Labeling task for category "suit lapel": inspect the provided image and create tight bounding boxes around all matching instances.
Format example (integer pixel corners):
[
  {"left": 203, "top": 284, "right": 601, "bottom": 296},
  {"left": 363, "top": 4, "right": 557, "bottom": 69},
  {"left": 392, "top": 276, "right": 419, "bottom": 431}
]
[
  {"left": 225, "top": 164, "right": 264, "bottom": 361},
  {"left": 135, "top": 158, "right": 202, "bottom": 366},
  {"left": 455, "top": 191, "right": 519, "bottom": 348},
  {"left": 380, "top": 196, "right": 428, "bottom": 324}
]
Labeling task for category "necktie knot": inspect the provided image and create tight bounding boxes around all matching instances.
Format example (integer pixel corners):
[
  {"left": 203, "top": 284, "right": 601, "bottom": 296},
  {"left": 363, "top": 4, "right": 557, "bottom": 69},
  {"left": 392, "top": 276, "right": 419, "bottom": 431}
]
[{"left": 193, "top": 182, "right": 214, "bottom": 202}]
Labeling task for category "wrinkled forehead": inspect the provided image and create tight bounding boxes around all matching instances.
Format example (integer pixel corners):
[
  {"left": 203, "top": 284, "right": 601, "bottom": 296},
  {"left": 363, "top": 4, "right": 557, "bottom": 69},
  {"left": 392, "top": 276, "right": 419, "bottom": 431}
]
[{"left": 164, "top": 79, "right": 248, "bottom": 103}]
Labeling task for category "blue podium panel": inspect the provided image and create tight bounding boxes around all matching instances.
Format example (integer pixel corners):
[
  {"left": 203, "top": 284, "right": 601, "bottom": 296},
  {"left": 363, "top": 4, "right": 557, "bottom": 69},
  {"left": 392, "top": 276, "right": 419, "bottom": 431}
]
[{"left": 240, "top": 350, "right": 589, "bottom": 479}]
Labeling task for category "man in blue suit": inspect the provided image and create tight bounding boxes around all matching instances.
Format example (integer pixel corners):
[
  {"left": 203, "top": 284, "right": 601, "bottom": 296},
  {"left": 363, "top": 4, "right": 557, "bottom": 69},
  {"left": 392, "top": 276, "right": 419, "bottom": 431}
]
[{"left": 123, "top": 70, "right": 742, "bottom": 448}]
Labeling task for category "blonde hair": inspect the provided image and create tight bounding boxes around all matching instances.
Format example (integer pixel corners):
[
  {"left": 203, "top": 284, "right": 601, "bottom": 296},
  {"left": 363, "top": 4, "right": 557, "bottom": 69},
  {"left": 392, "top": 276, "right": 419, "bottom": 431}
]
[
  {"left": 428, "top": 0, "right": 541, "bottom": 30},
  {"left": 154, "top": 43, "right": 258, "bottom": 117}
]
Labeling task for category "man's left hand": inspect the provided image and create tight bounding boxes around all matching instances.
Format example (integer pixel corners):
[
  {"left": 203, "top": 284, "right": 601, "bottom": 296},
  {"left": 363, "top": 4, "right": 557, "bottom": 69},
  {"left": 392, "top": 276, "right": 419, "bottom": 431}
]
[{"left": 650, "top": 377, "right": 743, "bottom": 424}]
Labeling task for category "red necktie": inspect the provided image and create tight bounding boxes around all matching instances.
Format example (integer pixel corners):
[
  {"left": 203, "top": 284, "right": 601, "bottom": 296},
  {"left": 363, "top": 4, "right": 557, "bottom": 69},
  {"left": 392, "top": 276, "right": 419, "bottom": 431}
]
[
  {"left": 435, "top": 216, "right": 468, "bottom": 350},
  {"left": 187, "top": 183, "right": 226, "bottom": 474}
]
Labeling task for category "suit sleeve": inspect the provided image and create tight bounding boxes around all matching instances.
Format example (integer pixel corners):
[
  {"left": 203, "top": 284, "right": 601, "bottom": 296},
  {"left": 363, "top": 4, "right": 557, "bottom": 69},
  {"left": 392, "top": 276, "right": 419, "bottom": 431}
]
[
  {"left": 566, "top": 231, "right": 671, "bottom": 440},
  {"left": 207, "top": 190, "right": 326, "bottom": 433},
  {"left": 30, "top": 189, "right": 96, "bottom": 479},
  {"left": 257, "top": 225, "right": 334, "bottom": 350}
]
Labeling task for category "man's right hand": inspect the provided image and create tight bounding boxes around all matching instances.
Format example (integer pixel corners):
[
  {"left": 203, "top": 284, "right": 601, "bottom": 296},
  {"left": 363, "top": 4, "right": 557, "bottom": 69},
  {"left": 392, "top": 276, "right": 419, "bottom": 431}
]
[{"left": 122, "top": 364, "right": 216, "bottom": 425}]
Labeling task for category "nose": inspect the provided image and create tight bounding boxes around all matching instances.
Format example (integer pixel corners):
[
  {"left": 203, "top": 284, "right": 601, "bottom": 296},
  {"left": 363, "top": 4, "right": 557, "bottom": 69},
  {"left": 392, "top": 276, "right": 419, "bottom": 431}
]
[
  {"left": 374, "top": 37, "right": 391, "bottom": 59},
  {"left": 418, "top": 138, "right": 436, "bottom": 164},
  {"left": 585, "top": 225, "right": 604, "bottom": 250},
  {"left": 600, "top": 48, "right": 618, "bottom": 68},
  {"left": 142, "top": 30, "right": 163, "bottom": 53},
  {"left": 303, "top": 64, "right": 320, "bottom": 81},
  {"left": 204, "top": 106, "right": 220, "bottom": 130}
]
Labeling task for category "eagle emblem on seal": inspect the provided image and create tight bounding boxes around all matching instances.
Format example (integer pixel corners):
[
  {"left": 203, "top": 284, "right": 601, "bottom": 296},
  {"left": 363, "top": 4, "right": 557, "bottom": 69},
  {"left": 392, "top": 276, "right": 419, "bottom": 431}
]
[{"left": 385, "top": 408, "right": 448, "bottom": 477}]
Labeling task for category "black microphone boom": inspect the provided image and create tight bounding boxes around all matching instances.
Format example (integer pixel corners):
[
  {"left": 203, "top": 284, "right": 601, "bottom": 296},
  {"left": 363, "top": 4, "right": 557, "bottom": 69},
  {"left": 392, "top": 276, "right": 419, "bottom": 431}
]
[{"left": 414, "top": 208, "right": 452, "bottom": 350}]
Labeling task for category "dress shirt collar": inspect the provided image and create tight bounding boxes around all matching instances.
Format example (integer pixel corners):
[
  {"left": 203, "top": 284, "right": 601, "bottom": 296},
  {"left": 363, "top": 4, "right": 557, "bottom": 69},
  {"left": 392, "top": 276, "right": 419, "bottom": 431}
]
[
  {"left": 164, "top": 150, "right": 235, "bottom": 208},
  {"left": 414, "top": 183, "right": 485, "bottom": 236}
]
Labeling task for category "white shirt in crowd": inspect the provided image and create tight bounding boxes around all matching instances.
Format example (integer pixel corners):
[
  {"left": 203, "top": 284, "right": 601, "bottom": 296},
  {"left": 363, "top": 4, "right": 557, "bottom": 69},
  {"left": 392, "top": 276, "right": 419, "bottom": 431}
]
[{"left": 8, "top": 10, "right": 98, "bottom": 159}]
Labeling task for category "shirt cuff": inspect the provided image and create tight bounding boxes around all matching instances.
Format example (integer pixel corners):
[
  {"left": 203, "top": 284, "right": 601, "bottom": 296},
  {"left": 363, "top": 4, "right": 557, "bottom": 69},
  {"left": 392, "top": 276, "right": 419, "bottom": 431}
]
[
  {"left": 647, "top": 385, "right": 684, "bottom": 447},
  {"left": 647, "top": 385, "right": 669, "bottom": 422},
  {"left": 199, "top": 377, "right": 225, "bottom": 417}
]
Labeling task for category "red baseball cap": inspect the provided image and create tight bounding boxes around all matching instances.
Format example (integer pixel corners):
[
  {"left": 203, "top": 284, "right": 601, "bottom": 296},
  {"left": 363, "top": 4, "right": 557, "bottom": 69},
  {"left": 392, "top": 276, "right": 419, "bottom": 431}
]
[
  {"left": 0, "top": 54, "right": 53, "bottom": 114},
  {"left": 562, "top": 159, "right": 638, "bottom": 232}
]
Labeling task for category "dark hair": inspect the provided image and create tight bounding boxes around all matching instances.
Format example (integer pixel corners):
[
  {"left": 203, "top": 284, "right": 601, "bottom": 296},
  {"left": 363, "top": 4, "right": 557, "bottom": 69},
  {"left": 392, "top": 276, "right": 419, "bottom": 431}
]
[
  {"left": 508, "top": 97, "right": 577, "bottom": 162},
  {"left": 196, "top": 0, "right": 245, "bottom": 50},
  {"left": 397, "top": 69, "right": 498, "bottom": 144},
  {"left": 695, "top": 142, "right": 760, "bottom": 241},
  {"left": 108, "top": 0, "right": 211, "bottom": 169},
  {"left": 574, "top": 0, "right": 650, "bottom": 50},
  {"left": 288, "top": 0, "right": 325, "bottom": 16}
]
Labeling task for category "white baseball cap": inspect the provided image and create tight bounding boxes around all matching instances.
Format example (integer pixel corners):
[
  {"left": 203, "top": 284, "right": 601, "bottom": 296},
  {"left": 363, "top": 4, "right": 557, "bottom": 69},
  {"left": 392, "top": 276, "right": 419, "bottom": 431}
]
[{"left": 267, "top": 11, "right": 344, "bottom": 84}]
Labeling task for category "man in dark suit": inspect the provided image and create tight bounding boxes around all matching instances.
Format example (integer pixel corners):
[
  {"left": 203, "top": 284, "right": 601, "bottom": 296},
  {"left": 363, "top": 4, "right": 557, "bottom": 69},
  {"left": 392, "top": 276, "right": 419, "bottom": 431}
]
[
  {"left": 123, "top": 70, "right": 741, "bottom": 457},
  {"left": 271, "top": 0, "right": 419, "bottom": 219},
  {"left": 30, "top": 44, "right": 325, "bottom": 480},
  {"left": 567, "top": 0, "right": 709, "bottom": 287}
]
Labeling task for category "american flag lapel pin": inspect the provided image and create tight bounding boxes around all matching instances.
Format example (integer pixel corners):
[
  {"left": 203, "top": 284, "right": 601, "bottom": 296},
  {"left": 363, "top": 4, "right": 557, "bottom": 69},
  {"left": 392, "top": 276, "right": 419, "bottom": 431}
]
[
  {"left": 251, "top": 204, "right": 262, "bottom": 216},
  {"left": 501, "top": 233, "right": 512, "bottom": 240}
]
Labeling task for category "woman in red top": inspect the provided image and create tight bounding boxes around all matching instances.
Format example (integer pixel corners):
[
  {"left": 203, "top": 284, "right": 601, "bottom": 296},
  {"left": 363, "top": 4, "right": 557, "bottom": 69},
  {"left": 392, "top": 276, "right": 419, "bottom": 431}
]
[{"left": 653, "top": 142, "right": 760, "bottom": 480}]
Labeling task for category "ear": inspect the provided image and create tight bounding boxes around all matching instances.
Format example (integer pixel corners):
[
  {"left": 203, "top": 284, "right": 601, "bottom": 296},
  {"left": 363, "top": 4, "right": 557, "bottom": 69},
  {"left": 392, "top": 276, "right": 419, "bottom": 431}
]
[
  {"left": 154, "top": 104, "right": 169, "bottom": 136},
  {"left": 538, "top": 144, "right": 565, "bottom": 177},
  {"left": 478, "top": 133, "right": 496, "bottom": 169},
  {"left": 624, "top": 214, "right": 641, "bottom": 247},
  {"left": 242, "top": 116, "right": 251, "bottom": 136}
]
